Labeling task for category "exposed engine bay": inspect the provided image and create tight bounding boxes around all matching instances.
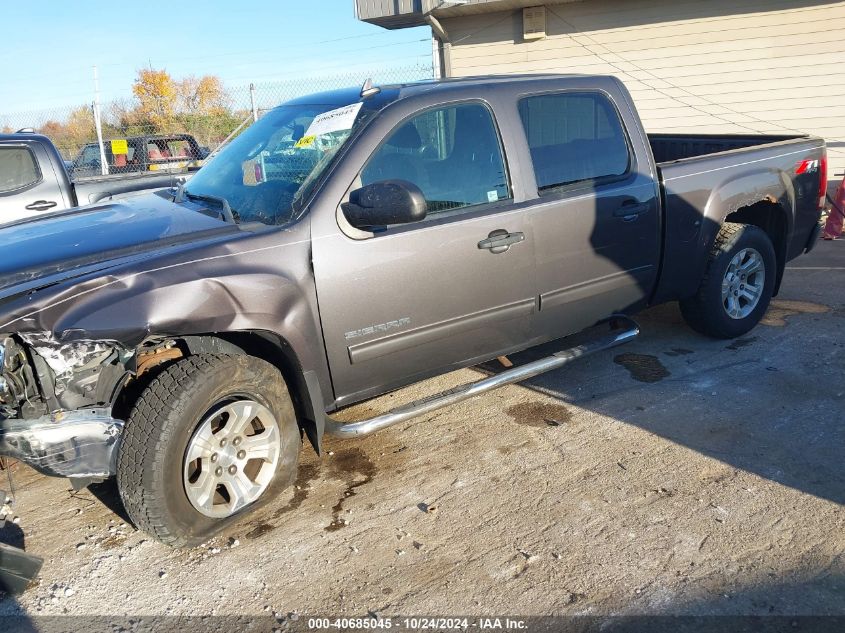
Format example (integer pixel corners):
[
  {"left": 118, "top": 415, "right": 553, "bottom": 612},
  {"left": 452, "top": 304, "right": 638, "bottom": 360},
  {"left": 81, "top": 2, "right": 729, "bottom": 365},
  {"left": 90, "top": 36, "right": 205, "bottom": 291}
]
[{"left": 0, "top": 333, "right": 181, "bottom": 481}]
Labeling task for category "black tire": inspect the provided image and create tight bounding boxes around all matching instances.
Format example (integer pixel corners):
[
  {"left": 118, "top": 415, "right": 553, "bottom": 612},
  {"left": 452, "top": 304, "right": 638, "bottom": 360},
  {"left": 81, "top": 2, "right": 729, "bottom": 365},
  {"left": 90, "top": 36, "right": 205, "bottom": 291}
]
[
  {"left": 117, "top": 354, "right": 300, "bottom": 547},
  {"left": 680, "top": 222, "right": 776, "bottom": 339}
]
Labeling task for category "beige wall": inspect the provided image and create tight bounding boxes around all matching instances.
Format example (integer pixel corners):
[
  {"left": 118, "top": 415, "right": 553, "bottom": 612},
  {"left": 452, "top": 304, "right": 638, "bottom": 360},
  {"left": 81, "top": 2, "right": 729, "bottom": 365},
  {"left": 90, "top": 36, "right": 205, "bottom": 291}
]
[{"left": 442, "top": 0, "right": 845, "bottom": 182}]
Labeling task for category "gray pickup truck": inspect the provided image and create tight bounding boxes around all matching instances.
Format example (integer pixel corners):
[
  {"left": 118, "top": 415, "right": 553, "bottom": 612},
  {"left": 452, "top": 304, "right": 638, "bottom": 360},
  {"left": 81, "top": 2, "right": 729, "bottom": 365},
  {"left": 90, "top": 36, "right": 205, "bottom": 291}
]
[
  {"left": 0, "top": 75, "right": 826, "bottom": 547},
  {"left": 0, "top": 132, "right": 188, "bottom": 225}
]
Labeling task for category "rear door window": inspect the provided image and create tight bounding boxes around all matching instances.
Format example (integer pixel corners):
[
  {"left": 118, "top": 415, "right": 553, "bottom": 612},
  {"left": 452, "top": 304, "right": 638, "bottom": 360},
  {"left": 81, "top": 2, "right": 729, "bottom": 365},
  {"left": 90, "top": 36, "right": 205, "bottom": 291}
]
[
  {"left": 147, "top": 141, "right": 168, "bottom": 160},
  {"left": 518, "top": 92, "right": 630, "bottom": 193},
  {"left": 165, "top": 139, "right": 195, "bottom": 158},
  {"left": 75, "top": 144, "right": 103, "bottom": 169},
  {"left": 0, "top": 146, "right": 41, "bottom": 193},
  {"left": 361, "top": 102, "right": 510, "bottom": 216}
]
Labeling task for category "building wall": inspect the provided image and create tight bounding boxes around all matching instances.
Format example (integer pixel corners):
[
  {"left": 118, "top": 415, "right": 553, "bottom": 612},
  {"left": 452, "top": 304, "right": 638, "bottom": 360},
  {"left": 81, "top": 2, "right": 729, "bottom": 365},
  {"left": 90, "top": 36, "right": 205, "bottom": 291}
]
[{"left": 442, "top": 0, "right": 845, "bottom": 181}]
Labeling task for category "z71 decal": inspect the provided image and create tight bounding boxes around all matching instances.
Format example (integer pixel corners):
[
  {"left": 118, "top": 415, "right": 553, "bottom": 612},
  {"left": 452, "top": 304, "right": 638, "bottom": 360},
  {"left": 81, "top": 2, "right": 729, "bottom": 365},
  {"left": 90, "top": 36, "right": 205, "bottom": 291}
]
[{"left": 795, "top": 159, "right": 820, "bottom": 174}]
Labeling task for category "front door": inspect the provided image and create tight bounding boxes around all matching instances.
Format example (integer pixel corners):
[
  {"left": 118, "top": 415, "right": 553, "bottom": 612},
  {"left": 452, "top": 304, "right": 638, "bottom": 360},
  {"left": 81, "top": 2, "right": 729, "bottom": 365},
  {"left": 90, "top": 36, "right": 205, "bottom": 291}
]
[{"left": 312, "top": 101, "right": 536, "bottom": 405}]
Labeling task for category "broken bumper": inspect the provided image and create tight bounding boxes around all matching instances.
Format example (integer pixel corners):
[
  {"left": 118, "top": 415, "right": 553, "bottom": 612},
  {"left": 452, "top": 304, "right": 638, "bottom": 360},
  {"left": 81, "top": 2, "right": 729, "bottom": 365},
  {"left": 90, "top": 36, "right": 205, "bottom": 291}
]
[{"left": 0, "top": 408, "right": 123, "bottom": 479}]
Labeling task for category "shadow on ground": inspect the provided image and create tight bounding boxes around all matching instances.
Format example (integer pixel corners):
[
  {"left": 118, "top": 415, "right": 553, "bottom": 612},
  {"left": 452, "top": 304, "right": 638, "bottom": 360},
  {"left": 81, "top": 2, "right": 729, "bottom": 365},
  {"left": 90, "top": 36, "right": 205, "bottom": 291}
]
[
  {"left": 482, "top": 299, "right": 844, "bottom": 506},
  {"left": 480, "top": 243, "right": 845, "bottom": 507}
]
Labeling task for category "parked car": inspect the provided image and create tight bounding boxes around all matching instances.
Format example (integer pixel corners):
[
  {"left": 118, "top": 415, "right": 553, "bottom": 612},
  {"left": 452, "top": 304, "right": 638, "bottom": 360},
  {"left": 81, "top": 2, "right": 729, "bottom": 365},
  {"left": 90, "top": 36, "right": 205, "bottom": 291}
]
[
  {"left": 0, "top": 132, "right": 191, "bottom": 225},
  {"left": 70, "top": 133, "right": 209, "bottom": 177},
  {"left": 0, "top": 75, "right": 826, "bottom": 546}
]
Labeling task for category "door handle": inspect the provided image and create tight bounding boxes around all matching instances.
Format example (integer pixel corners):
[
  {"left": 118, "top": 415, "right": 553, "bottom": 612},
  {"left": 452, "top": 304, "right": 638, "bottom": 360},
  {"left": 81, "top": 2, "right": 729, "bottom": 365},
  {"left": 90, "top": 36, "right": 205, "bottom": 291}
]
[
  {"left": 25, "top": 200, "right": 58, "bottom": 211},
  {"left": 613, "top": 202, "right": 650, "bottom": 220},
  {"left": 478, "top": 229, "right": 525, "bottom": 254}
]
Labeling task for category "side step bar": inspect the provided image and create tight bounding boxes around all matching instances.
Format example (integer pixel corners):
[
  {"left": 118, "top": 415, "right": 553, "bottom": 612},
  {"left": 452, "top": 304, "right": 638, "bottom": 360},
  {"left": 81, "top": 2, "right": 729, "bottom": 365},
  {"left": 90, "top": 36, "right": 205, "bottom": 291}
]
[{"left": 323, "top": 316, "right": 640, "bottom": 439}]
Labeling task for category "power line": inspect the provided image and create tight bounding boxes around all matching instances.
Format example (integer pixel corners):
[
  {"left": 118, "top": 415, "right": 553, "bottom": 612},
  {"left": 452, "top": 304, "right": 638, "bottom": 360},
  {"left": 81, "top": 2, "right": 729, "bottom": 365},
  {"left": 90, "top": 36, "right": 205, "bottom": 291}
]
[
  {"left": 1, "top": 56, "right": 433, "bottom": 117},
  {"left": 0, "top": 37, "right": 431, "bottom": 111},
  {"left": 1, "top": 31, "right": 430, "bottom": 86}
]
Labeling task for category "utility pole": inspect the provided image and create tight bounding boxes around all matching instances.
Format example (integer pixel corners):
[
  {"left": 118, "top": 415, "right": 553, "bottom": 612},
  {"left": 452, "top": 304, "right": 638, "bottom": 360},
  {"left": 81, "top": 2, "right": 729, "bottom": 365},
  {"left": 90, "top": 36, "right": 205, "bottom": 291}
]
[
  {"left": 249, "top": 83, "right": 258, "bottom": 122},
  {"left": 92, "top": 65, "right": 109, "bottom": 176}
]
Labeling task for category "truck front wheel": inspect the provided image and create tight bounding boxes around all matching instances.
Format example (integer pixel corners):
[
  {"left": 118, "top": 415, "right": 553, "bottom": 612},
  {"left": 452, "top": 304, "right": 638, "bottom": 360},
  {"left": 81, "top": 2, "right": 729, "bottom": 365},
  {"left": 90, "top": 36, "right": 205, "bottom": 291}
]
[
  {"left": 680, "top": 222, "right": 776, "bottom": 339},
  {"left": 116, "top": 354, "right": 300, "bottom": 547}
]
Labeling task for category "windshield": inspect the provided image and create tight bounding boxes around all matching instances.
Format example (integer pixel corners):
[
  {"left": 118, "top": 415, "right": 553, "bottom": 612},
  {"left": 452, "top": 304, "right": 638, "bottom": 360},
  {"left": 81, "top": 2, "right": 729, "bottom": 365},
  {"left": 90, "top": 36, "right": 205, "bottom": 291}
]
[{"left": 183, "top": 101, "right": 366, "bottom": 226}]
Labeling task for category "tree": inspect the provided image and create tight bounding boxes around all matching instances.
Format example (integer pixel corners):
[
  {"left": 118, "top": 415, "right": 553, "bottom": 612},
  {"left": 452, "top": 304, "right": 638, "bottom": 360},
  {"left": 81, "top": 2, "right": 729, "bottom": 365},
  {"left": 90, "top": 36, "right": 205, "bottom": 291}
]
[
  {"left": 37, "top": 106, "right": 95, "bottom": 159},
  {"left": 106, "top": 97, "right": 148, "bottom": 137},
  {"left": 178, "top": 75, "right": 229, "bottom": 116},
  {"left": 129, "top": 68, "right": 234, "bottom": 141},
  {"left": 132, "top": 68, "right": 178, "bottom": 129}
]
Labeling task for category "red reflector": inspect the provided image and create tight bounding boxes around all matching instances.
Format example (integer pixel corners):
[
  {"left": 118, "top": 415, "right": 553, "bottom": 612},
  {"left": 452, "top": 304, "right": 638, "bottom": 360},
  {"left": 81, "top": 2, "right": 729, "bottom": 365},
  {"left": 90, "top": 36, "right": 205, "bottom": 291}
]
[
  {"left": 818, "top": 152, "right": 828, "bottom": 208},
  {"left": 254, "top": 163, "right": 263, "bottom": 182}
]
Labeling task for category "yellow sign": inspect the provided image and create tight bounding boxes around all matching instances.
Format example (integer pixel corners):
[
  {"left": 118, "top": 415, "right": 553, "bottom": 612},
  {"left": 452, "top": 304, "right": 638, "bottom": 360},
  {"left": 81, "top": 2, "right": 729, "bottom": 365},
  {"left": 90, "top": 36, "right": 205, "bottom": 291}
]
[
  {"left": 110, "top": 139, "right": 128, "bottom": 155},
  {"left": 294, "top": 135, "right": 316, "bottom": 149}
]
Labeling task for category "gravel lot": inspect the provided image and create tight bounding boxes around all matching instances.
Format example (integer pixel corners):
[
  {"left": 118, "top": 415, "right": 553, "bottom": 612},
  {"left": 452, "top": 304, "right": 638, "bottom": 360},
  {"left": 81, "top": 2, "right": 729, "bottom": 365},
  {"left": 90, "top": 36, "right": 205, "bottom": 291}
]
[{"left": 0, "top": 240, "right": 843, "bottom": 620}]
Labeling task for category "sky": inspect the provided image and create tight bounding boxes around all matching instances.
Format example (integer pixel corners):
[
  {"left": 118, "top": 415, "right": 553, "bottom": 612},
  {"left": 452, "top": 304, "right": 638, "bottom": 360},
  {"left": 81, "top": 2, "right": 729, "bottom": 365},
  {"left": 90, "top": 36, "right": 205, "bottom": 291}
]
[{"left": 0, "top": 0, "right": 431, "bottom": 117}]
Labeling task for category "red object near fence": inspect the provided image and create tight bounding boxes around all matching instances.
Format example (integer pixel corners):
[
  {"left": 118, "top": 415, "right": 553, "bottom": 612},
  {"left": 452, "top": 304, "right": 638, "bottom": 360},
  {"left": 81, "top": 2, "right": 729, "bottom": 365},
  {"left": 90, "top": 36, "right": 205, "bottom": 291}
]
[{"left": 823, "top": 175, "right": 845, "bottom": 239}]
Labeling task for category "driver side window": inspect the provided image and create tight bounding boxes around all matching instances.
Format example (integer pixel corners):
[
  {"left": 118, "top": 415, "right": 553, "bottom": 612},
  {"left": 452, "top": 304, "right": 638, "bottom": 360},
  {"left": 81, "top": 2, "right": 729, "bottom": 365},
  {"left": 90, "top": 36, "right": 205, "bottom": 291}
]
[{"left": 361, "top": 103, "right": 510, "bottom": 216}]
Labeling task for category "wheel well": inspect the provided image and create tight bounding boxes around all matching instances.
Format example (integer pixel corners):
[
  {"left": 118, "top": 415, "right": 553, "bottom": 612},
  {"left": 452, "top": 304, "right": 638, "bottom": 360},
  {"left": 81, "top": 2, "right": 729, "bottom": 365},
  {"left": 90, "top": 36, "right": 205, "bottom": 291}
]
[
  {"left": 725, "top": 200, "right": 788, "bottom": 295},
  {"left": 113, "top": 331, "right": 321, "bottom": 455},
  {"left": 204, "top": 331, "right": 320, "bottom": 455}
]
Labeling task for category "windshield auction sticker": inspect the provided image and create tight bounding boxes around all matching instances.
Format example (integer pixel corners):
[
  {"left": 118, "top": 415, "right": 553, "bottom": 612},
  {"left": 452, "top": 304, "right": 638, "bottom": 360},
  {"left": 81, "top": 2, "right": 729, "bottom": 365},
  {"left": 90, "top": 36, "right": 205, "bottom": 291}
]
[
  {"left": 294, "top": 134, "right": 316, "bottom": 149},
  {"left": 304, "top": 103, "right": 363, "bottom": 138}
]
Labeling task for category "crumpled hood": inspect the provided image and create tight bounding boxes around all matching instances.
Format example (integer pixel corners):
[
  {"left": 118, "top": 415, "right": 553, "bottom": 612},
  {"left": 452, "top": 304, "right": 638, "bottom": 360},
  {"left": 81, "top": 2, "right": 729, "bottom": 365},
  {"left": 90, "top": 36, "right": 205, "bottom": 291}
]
[{"left": 0, "top": 193, "right": 237, "bottom": 292}]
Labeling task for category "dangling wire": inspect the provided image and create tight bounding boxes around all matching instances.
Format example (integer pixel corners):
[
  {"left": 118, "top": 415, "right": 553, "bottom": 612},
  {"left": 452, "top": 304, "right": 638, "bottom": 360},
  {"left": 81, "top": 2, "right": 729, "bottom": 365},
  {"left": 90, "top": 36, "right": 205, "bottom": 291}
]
[{"left": 4, "top": 458, "right": 15, "bottom": 508}]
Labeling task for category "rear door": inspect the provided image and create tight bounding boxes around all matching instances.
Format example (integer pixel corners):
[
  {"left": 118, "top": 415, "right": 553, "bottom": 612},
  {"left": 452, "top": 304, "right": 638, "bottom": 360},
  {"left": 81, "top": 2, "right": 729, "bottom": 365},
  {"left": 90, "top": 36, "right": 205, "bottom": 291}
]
[
  {"left": 518, "top": 90, "right": 661, "bottom": 339},
  {"left": 0, "top": 141, "right": 67, "bottom": 224},
  {"left": 312, "top": 101, "right": 537, "bottom": 405}
]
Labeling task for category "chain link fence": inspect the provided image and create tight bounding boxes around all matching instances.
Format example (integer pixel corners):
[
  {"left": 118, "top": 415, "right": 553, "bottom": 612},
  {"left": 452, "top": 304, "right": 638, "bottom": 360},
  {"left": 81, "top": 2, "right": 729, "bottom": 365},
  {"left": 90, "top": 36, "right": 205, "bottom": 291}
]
[{"left": 0, "top": 64, "right": 433, "bottom": 177}]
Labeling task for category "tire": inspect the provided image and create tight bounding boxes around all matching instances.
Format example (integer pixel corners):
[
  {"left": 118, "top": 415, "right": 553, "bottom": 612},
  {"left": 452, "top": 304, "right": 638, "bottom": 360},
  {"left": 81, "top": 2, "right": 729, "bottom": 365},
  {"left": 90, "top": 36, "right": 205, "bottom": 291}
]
[
  {"left": 680, "top": 222, "right": 776, "bottom": 339},
  {"left": 117, "top": 354, "right": 300, "bottom": 547}
]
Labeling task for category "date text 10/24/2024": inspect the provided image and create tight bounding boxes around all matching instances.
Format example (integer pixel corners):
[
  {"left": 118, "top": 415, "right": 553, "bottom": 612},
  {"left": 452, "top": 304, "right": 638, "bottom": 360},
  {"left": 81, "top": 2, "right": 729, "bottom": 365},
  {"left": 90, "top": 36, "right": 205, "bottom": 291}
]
[{"left": 307, "top": 617, "right": 528, "bottom": 630}]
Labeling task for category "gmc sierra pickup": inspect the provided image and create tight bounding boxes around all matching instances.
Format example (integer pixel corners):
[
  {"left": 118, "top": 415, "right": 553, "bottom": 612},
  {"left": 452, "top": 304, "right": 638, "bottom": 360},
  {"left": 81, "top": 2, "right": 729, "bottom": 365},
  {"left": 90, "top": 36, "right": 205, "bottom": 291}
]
[
  {"left": 0, "top": 132, "right": 189, "bottom": 225},
  {"left": 0, "top": 75, "right": 826, "bottom": 547}
]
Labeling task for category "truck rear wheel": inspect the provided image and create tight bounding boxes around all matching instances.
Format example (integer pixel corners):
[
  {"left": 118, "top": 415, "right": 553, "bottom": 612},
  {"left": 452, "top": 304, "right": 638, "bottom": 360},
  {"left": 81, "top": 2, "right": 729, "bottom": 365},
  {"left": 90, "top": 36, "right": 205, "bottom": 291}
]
[
  {"left": 680, "top": 222, "right": 776, "bottom": 339},
  {"left": 116, "top": 354, "right": 300, "bottom": 547}
]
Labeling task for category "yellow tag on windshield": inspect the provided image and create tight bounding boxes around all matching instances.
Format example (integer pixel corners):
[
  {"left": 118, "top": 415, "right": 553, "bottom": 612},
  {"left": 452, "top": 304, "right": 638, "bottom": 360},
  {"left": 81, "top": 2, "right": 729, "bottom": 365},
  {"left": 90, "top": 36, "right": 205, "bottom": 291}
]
[{"left": 294, "top": 135, "right": 316, "bottom": 149}]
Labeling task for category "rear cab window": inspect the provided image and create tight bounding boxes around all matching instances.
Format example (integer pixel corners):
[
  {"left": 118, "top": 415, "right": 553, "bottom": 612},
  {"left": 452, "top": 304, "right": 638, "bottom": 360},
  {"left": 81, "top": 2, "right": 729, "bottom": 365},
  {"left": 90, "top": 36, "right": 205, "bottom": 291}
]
[
  {"left": 359, "top": 101, "right": 510, "bottom": 219},
  {"left": 518, "top": 92, "right": 631, "bottom": 193},
  {"left": 163, "top": 139, "right": 196, "bottom": 158},
  {"left": 0, "top": 146, "right": 41, "bottom": 193}
]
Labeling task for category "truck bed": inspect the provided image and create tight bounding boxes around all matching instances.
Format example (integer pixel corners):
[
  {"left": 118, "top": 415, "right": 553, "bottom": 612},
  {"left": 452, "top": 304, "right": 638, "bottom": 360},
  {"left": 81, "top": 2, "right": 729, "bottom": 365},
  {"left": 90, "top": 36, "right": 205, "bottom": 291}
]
[
  {"left": 648, "top": 133, "right": 806, "bottom": 164},
  {"left": 649, "top": 132, "right": 826, "bottom": 305}
]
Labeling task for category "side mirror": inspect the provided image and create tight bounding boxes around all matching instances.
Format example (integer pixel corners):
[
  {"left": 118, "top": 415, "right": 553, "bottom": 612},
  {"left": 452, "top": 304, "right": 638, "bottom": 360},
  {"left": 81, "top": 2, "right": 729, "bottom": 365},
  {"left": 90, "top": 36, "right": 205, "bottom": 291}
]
[
  {"left": 198, "top": 146, "right": 211, "bottom": 159},
  {"left": 342, "top": 180, "right": 427, "bottom": 230}
]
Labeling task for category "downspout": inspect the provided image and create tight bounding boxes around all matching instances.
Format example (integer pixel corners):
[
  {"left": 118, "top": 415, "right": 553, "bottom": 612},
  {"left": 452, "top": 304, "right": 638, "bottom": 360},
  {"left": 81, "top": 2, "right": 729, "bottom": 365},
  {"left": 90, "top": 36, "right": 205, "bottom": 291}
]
[{"left": 425, "top": 14, "right": 452, "bottom": 78}]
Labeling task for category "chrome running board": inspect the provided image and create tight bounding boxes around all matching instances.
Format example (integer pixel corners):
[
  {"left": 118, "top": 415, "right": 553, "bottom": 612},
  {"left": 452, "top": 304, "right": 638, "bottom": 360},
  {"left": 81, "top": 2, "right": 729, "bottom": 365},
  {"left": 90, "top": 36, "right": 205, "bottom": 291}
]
[{"left": 323, "top": 316, "right": 639, "bottom": 439}]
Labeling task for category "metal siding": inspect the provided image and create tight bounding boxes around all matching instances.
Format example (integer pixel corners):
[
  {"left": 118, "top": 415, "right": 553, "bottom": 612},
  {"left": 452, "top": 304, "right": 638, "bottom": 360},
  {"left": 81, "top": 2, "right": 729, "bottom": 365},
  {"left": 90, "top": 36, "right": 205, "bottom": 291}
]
[
  {"left": 443, "top": 0, "right": 845, "bottom": 179},
  {"left": 356, "top": 0, "right": 585, "bottom": 27}
]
